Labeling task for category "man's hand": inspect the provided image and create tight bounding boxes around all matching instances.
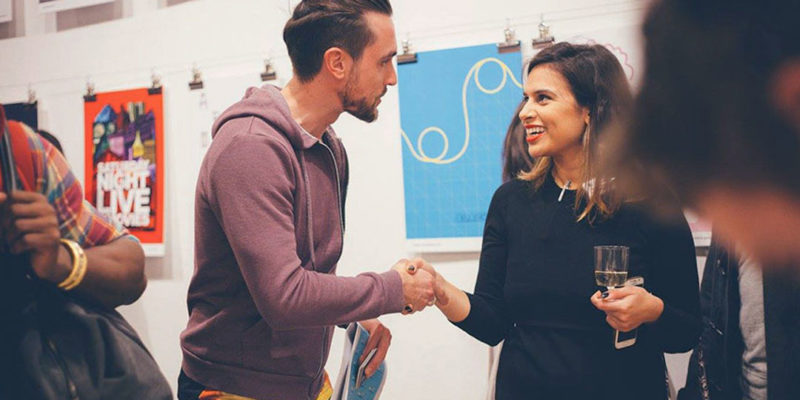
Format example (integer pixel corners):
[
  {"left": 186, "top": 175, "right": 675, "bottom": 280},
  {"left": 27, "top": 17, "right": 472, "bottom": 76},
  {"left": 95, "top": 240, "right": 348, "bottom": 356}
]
[
  {"left": 0, "top": 191, "right": 71, "bottom": 283},
  {"left": 358, "top": 319, "right": 391, "bottom": 379},
  {"left": 405, "top": 258, "right": 450, "bottom": 306},
  {"left": 590, "top": 286, "right": 664, "bottom": 332},
  {"left": 392, "top": 258, "right": 435, "bottom": 314}
]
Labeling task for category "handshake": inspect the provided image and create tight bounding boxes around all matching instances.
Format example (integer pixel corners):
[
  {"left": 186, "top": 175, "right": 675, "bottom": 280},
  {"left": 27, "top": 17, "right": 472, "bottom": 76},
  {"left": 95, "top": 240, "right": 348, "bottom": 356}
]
[{"left": 392, "top": 258, "right": 449, "bottom": 315}]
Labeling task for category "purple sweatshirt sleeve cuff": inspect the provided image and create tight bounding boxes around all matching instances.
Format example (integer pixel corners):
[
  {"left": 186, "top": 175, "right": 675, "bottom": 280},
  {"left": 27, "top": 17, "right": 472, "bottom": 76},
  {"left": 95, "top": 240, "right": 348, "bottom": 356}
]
[{"left": 379, "top": 270, "right": 406, "bottom": 313}]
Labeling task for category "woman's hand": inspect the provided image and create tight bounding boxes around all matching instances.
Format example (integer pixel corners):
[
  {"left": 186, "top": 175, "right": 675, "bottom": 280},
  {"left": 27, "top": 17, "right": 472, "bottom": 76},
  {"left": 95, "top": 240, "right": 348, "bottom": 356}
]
[
  {"left": 406, "top": 258, "right": 450, "bottom": 306},
  {"left": 405, "top": 258, "right": 474, "bottom": 322},
  {"left": 590, "top": 286, "right": 664, "bottom": 332}
]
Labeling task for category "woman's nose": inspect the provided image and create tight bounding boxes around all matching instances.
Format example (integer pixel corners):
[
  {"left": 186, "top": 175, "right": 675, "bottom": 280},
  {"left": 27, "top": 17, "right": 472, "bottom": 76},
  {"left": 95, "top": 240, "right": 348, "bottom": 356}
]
[{"left": 519, "top": 101, "right": 537, "bottom": 123}]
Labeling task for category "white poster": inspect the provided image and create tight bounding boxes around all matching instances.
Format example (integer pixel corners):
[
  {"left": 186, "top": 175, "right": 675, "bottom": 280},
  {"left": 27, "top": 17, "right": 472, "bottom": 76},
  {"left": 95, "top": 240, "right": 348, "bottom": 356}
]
[
  {"left": 39, "top": 0, "right": 115, "bottom": 13},
  {"left": 187, "top": 73, "right": 265, "bottom": 153},
  {"left": 0, "top": 0, "right": 12, "bottom": 23}
]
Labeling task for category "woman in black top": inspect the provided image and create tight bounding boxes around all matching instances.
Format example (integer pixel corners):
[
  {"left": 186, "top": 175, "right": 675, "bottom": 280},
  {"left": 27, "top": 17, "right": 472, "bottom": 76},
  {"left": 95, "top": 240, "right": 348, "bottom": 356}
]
[{"left": 415, "top": 43, "right": 701, "bottom": 399}]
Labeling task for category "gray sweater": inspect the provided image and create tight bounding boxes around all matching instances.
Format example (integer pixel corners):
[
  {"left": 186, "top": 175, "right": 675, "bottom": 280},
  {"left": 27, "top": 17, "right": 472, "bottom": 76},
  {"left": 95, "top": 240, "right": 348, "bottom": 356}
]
[{"left": 180, "top": 85, "right": 404, "bottom": 399}]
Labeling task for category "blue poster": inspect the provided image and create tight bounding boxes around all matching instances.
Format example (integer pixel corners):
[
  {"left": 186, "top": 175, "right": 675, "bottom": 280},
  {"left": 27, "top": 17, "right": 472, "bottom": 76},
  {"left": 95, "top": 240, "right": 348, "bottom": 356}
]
[{"left": 398, "top": 43, "right": 523, "bottom": 247}]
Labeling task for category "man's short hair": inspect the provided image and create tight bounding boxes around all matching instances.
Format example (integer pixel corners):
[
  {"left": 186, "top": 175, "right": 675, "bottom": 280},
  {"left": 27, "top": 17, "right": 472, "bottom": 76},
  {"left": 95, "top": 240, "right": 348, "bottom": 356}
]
[
  {"left": 283, "top": 0, "right": 393, "bottom": 82},
  {"left": 622, "top": 0, "right": 800, "bottom": 204}
]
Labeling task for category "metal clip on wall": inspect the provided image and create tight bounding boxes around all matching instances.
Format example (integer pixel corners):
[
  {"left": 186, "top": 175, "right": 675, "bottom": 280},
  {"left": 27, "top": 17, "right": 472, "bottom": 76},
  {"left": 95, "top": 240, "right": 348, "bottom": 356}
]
[
  {"left": 531, "top": 17, "right": 555, "bottom": 49},
  {"left": 188, "top": 65, "right": 204, "bottom": 91},
  {"left": 497, "top": 21, "right": 521, "bottom": 53},
  {"left": 27, "top": 85, "right": 37, "bottom": 105},
  {"left": 84, "top": 79, "right": 96, "bottom": 102},
  {"left": 397, "top": 39, "right": 417, "bottom": 65},
  {"left": 261, "top": 59, "right": 277, "bottom": 82},
  {"left": 149, "top": 70, "right": 163, "bottom": 95}
]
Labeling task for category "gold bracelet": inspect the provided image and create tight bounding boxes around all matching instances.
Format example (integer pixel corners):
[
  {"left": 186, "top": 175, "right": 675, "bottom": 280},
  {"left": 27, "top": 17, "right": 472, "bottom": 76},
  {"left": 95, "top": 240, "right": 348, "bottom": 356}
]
[
  {"left": 63, "top": 247, "right": 87, "bottom": 291},
  {"left": 56, "top": 239, "right": 80, "bottom": 288},
  {"left": 62, "top": 240, "right": 87, "bottom": 290},
  {"left": 57, "top": 239, "right": 87, "bottom": 290}
]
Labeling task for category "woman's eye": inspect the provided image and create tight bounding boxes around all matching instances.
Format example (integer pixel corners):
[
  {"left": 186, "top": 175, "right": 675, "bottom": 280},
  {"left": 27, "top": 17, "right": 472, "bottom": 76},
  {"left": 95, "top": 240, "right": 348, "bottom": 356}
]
[{"left": 536, "top": 94, "right": 550, "bottom": 103}]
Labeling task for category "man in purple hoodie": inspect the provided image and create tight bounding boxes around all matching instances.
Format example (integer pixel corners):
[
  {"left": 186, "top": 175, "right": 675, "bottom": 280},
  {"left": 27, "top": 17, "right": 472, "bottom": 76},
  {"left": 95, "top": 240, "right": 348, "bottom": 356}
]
[{"left": 178, "top": 1, "right": 440, "bottom": 399}]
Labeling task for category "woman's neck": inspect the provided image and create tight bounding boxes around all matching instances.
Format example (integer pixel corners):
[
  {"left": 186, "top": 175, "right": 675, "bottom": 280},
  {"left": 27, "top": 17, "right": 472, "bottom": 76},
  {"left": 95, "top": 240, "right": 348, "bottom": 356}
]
[{"left": 552, "top": 152, "right": 585, "bottom": 189}]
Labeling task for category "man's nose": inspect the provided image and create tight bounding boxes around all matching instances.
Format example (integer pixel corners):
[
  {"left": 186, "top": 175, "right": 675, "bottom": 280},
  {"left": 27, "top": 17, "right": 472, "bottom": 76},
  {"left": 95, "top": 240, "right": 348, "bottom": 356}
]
[{"left": 386, "top": 64, "right": 398, "bottom": 86}]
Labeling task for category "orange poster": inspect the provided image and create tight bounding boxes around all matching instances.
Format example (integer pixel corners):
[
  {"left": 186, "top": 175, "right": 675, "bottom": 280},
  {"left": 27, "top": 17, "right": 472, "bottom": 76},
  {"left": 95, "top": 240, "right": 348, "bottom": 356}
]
[{"left": 84, "top": 88, "right": 164, "bottom": 254}]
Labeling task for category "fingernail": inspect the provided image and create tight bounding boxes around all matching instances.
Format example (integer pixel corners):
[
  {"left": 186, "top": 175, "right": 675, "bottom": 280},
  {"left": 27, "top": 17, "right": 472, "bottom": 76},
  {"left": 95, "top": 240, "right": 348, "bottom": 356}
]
[{"left": 601, "top": 291, "right": 609, "bottom": 299}]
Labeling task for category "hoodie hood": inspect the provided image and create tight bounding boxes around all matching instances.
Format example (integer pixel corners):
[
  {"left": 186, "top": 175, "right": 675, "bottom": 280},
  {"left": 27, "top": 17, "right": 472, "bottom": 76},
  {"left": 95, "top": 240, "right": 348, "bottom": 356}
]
[{"left": 211, "top": 84, "right": 322, "bottom": 150}]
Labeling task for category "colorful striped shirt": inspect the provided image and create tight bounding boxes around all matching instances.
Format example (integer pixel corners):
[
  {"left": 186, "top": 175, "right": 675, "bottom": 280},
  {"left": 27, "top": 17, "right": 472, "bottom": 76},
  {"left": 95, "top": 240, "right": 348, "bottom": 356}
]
[
  {"left": 16, "top": 122, "right": 132, "bottom": 247},
  {"left": 198, "top": 372, "right": 333, "bottom": 400}
]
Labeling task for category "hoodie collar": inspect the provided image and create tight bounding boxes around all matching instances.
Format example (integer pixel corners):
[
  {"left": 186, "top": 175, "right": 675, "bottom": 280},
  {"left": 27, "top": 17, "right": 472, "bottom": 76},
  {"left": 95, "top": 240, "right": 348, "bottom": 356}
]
[
  {"left": 264, "top": 85, "right": 322, "bottom": 150},
  {"left": 211, "top": 84, "right": 336, "bottom": 151}
]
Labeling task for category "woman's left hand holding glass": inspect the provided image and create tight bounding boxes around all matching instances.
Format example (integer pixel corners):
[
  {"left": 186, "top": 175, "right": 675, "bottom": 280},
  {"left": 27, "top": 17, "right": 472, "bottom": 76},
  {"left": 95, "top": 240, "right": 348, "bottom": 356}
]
[{"left": 590, "top": 286, "right": 664, "bottom": 332}]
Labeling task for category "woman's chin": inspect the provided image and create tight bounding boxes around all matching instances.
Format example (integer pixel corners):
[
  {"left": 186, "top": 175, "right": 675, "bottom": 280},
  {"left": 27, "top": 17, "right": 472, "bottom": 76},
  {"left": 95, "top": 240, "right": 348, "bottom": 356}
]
[{"left": 527, "top": 144, "right": 547, "bottom": 158}]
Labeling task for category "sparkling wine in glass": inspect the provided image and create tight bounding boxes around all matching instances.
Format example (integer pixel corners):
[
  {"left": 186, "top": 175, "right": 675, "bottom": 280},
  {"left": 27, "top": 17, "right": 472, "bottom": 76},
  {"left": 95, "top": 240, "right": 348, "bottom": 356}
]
[{"left": 594, "top": 245, "right": 629, "bottom": 290}]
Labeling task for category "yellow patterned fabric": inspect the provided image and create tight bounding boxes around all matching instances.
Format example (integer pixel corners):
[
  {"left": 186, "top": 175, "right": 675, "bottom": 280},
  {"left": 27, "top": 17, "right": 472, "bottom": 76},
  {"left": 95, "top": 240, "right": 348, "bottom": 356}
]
[
  {"left": 316, "top": 373, "right": 333, "bottom": 400},
  {"left": 198, "top": 372, "right": 333, "bottom": 400}
]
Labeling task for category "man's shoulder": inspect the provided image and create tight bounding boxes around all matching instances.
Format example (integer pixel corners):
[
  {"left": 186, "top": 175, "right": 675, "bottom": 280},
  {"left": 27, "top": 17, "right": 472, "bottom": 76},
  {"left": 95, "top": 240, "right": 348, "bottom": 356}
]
[
  {"left": 213, "top": 117, "right": 297, "bottom": 160},
  {"left": 7, "top": 121, "right": 45, "bottom": 155},
  {"left": 200, "top": 117, "right": 302, "bottom": 194},
  {"left": 6, "top": 121, "right": 47, "bottom": 192}
]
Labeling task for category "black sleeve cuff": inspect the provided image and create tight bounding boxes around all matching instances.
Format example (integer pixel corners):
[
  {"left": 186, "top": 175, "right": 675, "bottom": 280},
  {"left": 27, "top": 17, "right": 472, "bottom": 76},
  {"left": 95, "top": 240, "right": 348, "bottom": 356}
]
[{"left": 451, "top": 293, "right": 509, "bottom": 346}]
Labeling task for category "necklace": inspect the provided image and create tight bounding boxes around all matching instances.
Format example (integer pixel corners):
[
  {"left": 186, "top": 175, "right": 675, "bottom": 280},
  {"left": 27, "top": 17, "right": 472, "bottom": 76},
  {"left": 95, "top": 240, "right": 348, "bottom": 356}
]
[{"left": 558, "top": 179, "right": 572, "bottom": 202}]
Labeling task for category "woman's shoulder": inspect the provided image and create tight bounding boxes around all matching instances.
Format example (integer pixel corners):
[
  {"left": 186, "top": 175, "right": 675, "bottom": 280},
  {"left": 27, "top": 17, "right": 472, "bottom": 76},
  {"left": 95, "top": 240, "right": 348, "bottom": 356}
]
[
  {"left": 494, "top": 178, "right": 537, "bottom": 201},
  {"left": 488, "top": 179, "right": 549, "bottom": 222}
]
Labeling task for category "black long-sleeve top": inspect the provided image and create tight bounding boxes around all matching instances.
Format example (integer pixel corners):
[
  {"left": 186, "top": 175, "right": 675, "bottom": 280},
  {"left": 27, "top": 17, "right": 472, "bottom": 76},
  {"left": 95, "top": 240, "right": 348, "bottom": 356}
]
[{"left": 454, "top": 177, "right": 701, "bottom": 400}]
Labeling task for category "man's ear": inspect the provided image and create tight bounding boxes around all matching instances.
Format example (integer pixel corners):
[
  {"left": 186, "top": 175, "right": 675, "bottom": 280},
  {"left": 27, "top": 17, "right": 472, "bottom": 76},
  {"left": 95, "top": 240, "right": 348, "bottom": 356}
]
[
  {"left": 322, "top": 47, "right": 352, "bottom": 81},
  {"left": 771, "top": 59, "right": 800, "bottom": 133}
]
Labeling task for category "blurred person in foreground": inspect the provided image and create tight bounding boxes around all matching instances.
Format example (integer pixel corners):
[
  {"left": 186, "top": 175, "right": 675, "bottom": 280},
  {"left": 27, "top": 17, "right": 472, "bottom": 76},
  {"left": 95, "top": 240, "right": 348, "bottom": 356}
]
[{"left": 614, "top": 1, "right": 800, "bottom": 398}]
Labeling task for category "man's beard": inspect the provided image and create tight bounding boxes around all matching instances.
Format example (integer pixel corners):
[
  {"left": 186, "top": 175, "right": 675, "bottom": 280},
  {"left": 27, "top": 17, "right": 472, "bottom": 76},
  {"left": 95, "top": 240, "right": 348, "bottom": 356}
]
[{"left": 341, "top": 74, "right": 380, "bottom": 123}]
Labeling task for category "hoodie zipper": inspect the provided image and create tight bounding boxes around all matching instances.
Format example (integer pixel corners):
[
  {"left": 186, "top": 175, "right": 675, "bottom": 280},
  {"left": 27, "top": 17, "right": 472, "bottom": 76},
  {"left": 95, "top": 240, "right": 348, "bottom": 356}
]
[
  {"left": 319, "top": 141, "right": 344, "bottom": 241},
  {"left": 310, "top": 141, "right": 343, "bottom": 398}
]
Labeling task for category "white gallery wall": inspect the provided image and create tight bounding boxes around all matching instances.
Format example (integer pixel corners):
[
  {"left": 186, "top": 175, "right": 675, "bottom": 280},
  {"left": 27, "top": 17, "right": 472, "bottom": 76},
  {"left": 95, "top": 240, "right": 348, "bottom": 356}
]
[{"left": 0, "top": 1, "right": 704, "bottom": 398}]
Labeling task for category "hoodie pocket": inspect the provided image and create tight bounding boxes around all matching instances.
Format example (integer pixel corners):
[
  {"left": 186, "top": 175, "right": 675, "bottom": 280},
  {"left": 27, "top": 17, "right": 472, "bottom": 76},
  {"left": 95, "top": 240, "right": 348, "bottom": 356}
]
[{"left": 241, "top": 320, "right": 321, "bottom": 377}]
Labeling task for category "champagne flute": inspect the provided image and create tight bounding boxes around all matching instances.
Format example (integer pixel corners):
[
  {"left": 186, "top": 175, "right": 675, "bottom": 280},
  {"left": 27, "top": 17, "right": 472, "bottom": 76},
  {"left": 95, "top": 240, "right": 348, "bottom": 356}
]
[
  {"left": 594, "top": 245, "right": 629, "bottom": 291},
  {"left": 594, "top": 245, "right": 638, "bottom": 349}
]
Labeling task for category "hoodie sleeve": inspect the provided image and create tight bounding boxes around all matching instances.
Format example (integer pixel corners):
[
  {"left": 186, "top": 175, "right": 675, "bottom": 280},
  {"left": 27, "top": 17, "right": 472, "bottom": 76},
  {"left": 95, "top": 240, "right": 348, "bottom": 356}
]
[{"left": 207, "top": 129, "right": 405, "bottom": 330}]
